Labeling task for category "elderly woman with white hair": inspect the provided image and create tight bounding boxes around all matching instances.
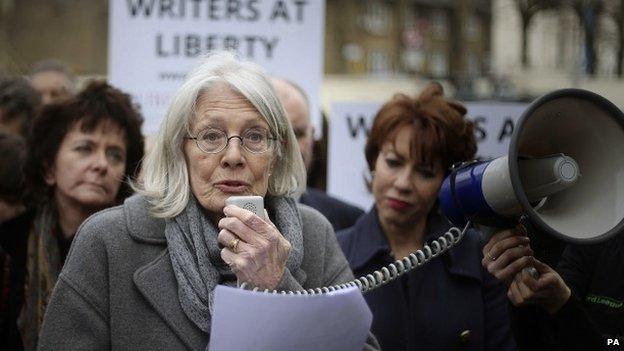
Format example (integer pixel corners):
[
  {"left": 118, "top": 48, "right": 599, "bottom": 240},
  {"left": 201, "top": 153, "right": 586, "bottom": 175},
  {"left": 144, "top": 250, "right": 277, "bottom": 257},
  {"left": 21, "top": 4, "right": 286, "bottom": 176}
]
[{"left": 37, "top": 53, "right": 379, "bottom": 350}]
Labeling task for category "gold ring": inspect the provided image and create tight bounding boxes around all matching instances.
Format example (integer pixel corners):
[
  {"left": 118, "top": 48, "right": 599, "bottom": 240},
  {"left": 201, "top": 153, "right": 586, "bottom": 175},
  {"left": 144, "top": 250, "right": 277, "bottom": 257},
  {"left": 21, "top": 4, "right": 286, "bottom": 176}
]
[
  {"left": 229, "top": 238, "right": 240, "bottom": 253},
  {"left": 487, "top": 252, "right": 497, "bottom": 261}
]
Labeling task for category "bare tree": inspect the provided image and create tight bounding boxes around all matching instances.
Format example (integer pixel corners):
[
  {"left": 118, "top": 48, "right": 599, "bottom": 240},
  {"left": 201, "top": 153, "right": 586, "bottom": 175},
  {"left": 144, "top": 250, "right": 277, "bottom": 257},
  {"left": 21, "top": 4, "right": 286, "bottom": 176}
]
[
  {"left": 563, "top": 0, "right": 605, "bottom": 75},
  {"left": 608, "top": 0, "right": 623, "bottom": 76},
  {"left": 516, "top": 0, "right": 560, "bottom": 67}
]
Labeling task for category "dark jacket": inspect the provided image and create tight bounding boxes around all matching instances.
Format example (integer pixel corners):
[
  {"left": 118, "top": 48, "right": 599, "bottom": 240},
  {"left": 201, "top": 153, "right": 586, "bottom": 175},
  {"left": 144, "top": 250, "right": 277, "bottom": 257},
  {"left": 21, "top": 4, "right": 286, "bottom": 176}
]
[
  {"left": 299, "top": 188, "right": 364, "bottom": 231},
  {"left": 511, "top": 234, "right": 624, "bottom": 351},
  {"left": 337, "top": 209, "right": 517, "bottom": 351},
  {"left": 0, "top": 210, "right": 35, "bottom": 351},
  {"left": 558, "top": 236, "right": 624, "bottom": 340}
]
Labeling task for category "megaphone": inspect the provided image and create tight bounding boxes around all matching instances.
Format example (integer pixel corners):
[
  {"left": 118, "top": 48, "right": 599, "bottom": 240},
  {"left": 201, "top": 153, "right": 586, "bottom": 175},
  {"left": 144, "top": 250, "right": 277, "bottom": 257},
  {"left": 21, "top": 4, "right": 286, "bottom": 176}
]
[{"left": 439, "top": 89, "right": 624, "bottom": 244}]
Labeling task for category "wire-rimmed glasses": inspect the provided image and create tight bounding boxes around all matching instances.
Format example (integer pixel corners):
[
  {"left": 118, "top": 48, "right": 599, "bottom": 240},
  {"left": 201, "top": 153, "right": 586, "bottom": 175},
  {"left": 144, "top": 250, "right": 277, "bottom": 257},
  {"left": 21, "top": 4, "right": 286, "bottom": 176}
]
[{"left": 186, "top": 127, "right": 277, "bottom": 154}]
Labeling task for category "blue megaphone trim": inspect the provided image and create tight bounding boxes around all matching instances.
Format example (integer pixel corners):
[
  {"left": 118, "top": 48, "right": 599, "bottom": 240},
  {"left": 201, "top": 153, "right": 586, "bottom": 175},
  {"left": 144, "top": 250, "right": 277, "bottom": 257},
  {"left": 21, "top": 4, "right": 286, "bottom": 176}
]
[{"left": 439, "top": 161, "right": 513, "bottom": 228}]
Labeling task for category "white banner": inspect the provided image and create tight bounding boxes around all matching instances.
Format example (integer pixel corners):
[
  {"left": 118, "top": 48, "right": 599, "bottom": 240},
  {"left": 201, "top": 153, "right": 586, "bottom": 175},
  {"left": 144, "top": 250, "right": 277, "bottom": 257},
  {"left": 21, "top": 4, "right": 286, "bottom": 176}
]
[
  {"left": 109, "top": 0, "right": 325, "bottom": 133},
  {"left": 327, "top": 101, "right": 529, "bottom": 210}
]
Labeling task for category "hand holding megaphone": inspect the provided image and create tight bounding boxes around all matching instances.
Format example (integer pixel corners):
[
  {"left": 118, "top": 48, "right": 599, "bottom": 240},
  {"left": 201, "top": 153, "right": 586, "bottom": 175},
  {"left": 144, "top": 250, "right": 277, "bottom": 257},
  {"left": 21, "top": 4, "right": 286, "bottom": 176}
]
[
  {"left": 481, "top": 225, "right": 572, "bottom": 315},
  {"left": 481, "top": 227, "right": 533, "bottom": 284},
  {"left": 439, "top": 88, "right": 624, "bottom": 289},
  {"left": 507, "top": 258, "right": 571, "bottom": 315}
]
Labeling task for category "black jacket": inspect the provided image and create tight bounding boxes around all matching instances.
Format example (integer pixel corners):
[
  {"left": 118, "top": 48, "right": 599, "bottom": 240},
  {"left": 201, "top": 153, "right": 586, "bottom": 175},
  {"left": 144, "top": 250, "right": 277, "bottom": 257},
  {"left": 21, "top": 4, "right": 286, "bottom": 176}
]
[
  {"left": 512, "top": 233, "right": 624, "bottom": 350},
  {"left": 0, "top": 210, "right": 34, "bottom": 351}
]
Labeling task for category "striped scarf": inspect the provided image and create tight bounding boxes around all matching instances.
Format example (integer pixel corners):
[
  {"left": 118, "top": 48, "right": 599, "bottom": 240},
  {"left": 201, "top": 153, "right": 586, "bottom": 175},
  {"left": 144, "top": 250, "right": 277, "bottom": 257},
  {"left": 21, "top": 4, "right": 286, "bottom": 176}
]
[{"left": 18, "top": 203, "right": 59, "bottom": 350}]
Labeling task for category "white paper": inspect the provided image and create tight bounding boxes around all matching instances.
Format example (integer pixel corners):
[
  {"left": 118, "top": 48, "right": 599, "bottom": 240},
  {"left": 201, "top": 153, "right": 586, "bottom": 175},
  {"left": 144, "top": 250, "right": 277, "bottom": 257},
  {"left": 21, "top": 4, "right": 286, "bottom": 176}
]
[{"left": 210, "top": 285, "right": 372, "bottom": 351}]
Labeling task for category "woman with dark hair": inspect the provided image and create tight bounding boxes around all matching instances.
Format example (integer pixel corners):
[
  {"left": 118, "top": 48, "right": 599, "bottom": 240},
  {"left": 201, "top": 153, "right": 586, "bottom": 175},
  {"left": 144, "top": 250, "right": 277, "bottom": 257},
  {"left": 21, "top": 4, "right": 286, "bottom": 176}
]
[
  {"left": 337, "top": 83, "right": 518, "bottom": 350},
  {"left": 0, "top": 80, "right": 144, "bottom": 350}
]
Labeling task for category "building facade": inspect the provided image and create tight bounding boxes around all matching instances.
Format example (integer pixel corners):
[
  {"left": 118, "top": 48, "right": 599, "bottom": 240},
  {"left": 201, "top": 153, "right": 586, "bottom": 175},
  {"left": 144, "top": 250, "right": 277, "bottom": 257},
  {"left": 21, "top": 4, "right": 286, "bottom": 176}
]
[{"left": 325, "top": 0, "right": 492, "bottom": 83}]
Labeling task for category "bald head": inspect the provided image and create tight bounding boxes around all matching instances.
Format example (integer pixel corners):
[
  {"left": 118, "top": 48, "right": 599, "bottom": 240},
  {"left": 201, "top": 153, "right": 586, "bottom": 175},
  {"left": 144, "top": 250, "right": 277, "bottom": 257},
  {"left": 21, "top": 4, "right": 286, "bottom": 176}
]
[
  {"left": 29, "top": 60, "right": 74, "bottom": 105},
  {"left": 271, "top": 77, "right": 314, "bottom": 171}
]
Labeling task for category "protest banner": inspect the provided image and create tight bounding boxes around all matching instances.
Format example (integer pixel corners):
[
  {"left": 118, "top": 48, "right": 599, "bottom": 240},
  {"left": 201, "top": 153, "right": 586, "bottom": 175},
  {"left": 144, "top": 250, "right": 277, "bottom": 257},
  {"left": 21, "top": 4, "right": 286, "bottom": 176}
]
[
  {"left": 327, "top": 101, "right": 528, "bottom": 209},
  {"left": 109, "top": 0, "right": 325, "bottom": 133}
]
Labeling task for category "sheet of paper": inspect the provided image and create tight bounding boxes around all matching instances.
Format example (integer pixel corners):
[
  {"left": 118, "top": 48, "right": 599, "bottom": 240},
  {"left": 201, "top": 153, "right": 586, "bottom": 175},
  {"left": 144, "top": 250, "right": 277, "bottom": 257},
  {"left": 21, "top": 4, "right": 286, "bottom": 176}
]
[{"left": 210, "top": 285, "right": 372, "bottom": 351}]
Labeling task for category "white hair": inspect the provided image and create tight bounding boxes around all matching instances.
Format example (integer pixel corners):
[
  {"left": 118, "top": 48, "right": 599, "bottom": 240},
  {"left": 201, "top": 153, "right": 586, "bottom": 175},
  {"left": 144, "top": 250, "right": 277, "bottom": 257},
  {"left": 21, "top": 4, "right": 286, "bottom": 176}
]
[{"left": 135, "top": 51, "right": 306, "bottom": 218}]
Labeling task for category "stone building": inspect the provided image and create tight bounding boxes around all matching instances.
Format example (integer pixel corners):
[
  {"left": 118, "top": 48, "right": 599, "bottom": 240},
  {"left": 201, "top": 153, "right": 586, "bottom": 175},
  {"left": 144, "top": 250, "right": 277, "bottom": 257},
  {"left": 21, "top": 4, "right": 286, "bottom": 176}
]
[
  {"left": 325, "top": 0, "right": 492, "bottom": 82},
  {"left": 0, "top": 0, "right": 108, "bottom": 75}
]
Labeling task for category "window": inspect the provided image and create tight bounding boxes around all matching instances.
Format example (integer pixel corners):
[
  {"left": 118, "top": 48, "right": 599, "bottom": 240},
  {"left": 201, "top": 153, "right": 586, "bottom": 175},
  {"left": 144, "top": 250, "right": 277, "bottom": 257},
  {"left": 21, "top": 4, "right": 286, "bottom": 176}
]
[
  {"left": 430, "top": 51, "right": 448, "bottom": 77},
  {"left": 431, "top": 10, "right": 449, "bottom": 40},
  {"left": 465, "top": 14, "right": 480, "bottom": 41},
  {"left": 368, "top": 50, "right": 391, "bottom": 74},
  {"left": 358, "top": 0, "right": 392, "bottom": 35}
]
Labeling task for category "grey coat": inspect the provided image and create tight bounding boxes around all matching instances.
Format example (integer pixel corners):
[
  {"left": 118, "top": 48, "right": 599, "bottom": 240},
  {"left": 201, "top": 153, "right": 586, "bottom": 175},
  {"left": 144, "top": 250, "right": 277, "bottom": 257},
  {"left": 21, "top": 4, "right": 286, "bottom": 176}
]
[{"left": 38, "top": 195, "right": 379, "bottom": 350}]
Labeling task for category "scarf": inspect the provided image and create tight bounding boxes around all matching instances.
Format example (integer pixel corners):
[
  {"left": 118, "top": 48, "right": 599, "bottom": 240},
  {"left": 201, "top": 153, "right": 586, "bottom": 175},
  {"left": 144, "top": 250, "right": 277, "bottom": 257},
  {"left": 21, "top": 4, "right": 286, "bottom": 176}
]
[
  {"left": 18, "top": 203, "right": 60, "bottom": 350},
  {"left": 165, "top": 195, "right": 303, "bottom": 333}
]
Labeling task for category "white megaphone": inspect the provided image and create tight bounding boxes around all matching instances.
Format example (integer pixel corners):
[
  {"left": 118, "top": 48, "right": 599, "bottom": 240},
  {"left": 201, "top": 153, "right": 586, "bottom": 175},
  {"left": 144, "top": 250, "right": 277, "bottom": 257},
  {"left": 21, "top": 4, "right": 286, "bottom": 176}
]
[{"left": 439, "top": 89, "right": 624, "bottom": 244}]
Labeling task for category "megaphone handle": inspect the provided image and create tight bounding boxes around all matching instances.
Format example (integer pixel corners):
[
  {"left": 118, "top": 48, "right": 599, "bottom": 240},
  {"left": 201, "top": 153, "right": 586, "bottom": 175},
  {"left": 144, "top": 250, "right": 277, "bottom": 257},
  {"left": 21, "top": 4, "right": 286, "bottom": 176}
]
[
  {"left": 480, "top": 219, "right": 540, "bottom": 280},
  {"left": 518, "top": 217, "right": 539, "bottom": 279},
  {"left": 523, "top": 266, "right": 539, "bottom": 279}
]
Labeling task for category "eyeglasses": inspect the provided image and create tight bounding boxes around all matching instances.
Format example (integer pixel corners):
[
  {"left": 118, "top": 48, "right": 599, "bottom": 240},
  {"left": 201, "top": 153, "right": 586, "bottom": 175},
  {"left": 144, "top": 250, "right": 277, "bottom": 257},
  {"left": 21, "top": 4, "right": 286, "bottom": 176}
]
[{"left": 186, "top": 127, "right": 277, "bottom": 154}]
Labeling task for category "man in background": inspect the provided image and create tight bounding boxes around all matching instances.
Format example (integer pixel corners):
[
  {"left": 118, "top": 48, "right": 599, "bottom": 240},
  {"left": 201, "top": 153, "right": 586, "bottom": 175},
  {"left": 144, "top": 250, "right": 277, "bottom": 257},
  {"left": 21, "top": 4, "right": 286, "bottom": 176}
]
[
  {"left": 0, "top": 76, "right": 40, "bottom": 136},
  {"left": 29, "top": 59, "right": 74, "bottom": 105},
  {"left": 272, "top": 77, "right": 363, "bottom": 231},
  {"left": 0, "top": 131, "right": 27, "bottom": 224}
]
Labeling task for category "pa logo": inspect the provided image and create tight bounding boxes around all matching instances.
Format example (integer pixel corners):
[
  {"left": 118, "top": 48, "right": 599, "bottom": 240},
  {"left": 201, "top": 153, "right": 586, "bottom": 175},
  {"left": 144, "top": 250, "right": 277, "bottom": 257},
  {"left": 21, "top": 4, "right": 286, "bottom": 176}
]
[{"left": 607, "top": 338, "right": 620, "bottom": 346}]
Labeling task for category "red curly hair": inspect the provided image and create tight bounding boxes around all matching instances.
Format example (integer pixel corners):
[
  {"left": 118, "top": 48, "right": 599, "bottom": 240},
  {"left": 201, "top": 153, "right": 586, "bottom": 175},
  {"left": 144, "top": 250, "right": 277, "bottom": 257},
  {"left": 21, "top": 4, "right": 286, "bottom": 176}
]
[{"left": 365, "top": 82, "right": 477, "bottom": 174}]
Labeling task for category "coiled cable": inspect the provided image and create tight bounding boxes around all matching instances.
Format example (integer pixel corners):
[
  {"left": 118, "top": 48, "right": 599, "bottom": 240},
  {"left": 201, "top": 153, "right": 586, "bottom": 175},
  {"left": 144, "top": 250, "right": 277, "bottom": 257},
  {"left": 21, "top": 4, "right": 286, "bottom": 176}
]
[{"left": 239, "top": 222, "right": 470, "bottom": 295}]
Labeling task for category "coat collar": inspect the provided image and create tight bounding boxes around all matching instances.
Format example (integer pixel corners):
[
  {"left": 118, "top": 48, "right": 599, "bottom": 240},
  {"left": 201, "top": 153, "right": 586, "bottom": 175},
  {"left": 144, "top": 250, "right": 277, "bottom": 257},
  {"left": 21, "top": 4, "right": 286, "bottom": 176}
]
[
  {"left": 348, "top": 208, "right": 483, "bottom": 283},
  {"left": 124, "top": 195, "right": 167, "bottom": 244},
  {"left": 123, "top": 195, "right": 205, "bottom": 348},
  {"left": 346, "top": 207, "right": 391, "bottom": 271}
]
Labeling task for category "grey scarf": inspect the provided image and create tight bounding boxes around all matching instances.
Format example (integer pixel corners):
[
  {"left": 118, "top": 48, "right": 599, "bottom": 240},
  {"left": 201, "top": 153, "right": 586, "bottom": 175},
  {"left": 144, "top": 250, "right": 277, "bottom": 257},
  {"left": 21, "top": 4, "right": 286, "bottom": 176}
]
[{"left": 165, "top": 195, "right": 304, "bottom": 332}]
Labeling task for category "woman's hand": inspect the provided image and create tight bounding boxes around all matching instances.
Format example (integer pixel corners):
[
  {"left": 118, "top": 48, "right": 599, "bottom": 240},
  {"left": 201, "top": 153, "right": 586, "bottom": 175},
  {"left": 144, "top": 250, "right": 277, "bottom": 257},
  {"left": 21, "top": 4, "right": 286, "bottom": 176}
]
[
  {"left": 217, "top": 205, "right": 291, "bottom": 289},
  {"left": 507, "top": 258, "right": 571, "bottom": 315},
  {"left": 482, "top": 227, "right": 534, "bottom": 285}
]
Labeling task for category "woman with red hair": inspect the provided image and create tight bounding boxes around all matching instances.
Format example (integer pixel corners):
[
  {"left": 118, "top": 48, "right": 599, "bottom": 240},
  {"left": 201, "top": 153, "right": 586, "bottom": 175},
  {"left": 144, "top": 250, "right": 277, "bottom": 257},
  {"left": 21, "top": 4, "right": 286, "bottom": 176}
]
[{"left": 338, "top": 83, "right": 517, "bottom": 351}]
